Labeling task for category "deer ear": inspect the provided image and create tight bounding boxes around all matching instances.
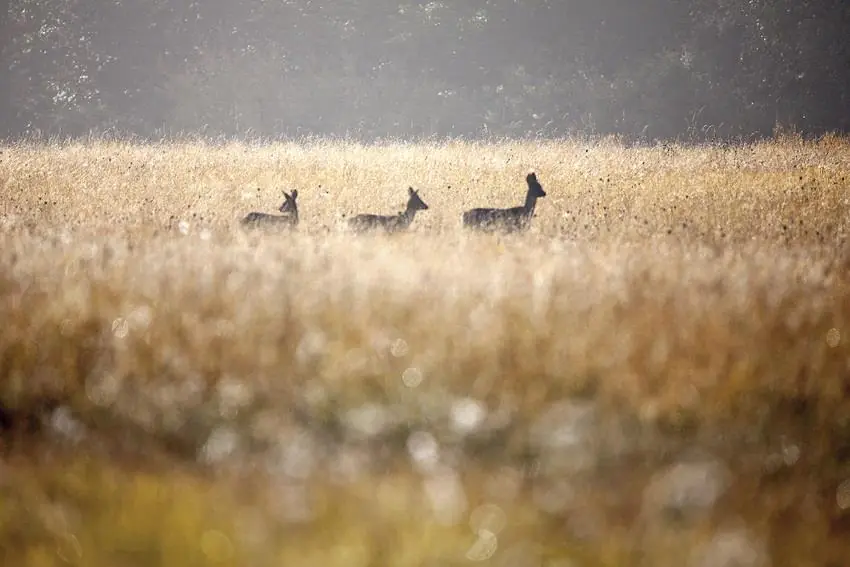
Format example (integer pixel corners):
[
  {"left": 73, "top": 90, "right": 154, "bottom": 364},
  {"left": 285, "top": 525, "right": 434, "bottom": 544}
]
[{"left": 409, "top": 187, "right": 415, "bottom": 195}]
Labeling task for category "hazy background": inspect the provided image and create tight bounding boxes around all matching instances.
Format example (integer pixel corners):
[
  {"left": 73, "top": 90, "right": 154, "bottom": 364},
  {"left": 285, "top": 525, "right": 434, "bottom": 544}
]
[{"left": 1, "top": 0, "right": 848, "bottom": 142}]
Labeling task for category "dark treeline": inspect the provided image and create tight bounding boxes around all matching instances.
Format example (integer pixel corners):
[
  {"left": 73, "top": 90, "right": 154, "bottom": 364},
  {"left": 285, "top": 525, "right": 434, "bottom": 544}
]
[{"left": 1, "top": 0, "right": 848, "bottom": 142}]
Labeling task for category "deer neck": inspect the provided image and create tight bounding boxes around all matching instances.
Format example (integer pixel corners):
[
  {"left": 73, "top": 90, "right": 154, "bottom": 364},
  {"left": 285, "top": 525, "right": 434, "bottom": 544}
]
[
  {"left": 523, "top": 190, "right": 539, "bottom": 216},
  {"left": 399, "top": 205, "right": 419, "bottom": 226}
]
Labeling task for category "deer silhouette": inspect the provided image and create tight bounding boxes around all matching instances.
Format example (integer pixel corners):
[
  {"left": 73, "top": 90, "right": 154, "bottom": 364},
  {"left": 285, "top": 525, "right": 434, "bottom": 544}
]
[
  {"left": 241, "top": 190, "right": 299, "bottom": 230},
  {"left": 462, "top": 173, "right": 546, "bottom": 233},
  {"left": 348, "top": 187, "right": 429, "bottom": 233}
]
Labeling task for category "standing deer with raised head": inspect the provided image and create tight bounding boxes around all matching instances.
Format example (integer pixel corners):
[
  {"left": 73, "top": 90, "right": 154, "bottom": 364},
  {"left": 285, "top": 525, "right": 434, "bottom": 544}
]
[
  {"left": 241, "top": 190, "right": 299, "bottom": 229},
  {"left": 348, "top": 187, "right": 429, "bottom": 233},
  {"left": 462, "top": 173, "right": 546, "bottom": 233}
]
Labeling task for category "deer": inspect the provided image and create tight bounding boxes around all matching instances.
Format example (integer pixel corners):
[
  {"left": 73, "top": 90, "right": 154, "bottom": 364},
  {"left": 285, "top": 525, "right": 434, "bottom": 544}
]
[
  {"left": 462, "top": 172, "right": 547, "bottom": 233},
  {"left": 347, "top": 187, "right": 429, "bottom": 233},
  {"left": 241, "top": 190, "right": 299, "bottom": 230}
]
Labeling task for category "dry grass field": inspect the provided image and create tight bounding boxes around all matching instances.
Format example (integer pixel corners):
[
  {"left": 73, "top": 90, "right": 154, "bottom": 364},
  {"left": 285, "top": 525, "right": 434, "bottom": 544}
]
[{"left": 2, "top": 133, "right": 850, "bottom": 566}]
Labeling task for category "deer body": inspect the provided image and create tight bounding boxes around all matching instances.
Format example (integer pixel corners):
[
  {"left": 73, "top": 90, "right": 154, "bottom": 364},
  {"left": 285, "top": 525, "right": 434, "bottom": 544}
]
[
  {"left": 463, "top": 173, "right": 547, "bottom": 233},
  {"left": 241, "top": 190, "right": 299, "bottom": 230},
  {"left": 348, "top": 187, "right": 429, "bottom": 233}
]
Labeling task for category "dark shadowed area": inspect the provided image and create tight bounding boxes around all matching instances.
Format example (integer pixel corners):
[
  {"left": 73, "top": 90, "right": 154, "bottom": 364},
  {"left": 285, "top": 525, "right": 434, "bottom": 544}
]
[{"left": 1, "top": 0, "right": 849, "bottom": 141}]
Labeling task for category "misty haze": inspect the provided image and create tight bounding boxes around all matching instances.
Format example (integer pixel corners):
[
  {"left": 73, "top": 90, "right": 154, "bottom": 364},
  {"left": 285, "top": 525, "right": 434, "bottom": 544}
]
[
  {"left": 2, "top": 2, "right": 850, "bottom": 567},
  {"left": 1, "top": 0, "right": 849, "bottom": 140}
]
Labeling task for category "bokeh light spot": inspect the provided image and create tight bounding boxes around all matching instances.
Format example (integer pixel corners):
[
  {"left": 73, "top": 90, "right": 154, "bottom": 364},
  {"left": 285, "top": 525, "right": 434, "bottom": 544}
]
[
  {"left": 200, "top": 530, "right": 233, "bottom": 562},
  {"left": 826, "top": 327, "right": 841, "bottom": 347},
  {"left": 402, "top": 367, "right": 423, "bottom": 388}
]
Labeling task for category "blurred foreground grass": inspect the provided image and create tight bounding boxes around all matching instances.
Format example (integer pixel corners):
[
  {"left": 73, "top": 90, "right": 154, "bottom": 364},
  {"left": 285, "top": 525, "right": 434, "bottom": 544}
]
[{"left": 2, "top": 135, "right": 850, "bottom": 566}]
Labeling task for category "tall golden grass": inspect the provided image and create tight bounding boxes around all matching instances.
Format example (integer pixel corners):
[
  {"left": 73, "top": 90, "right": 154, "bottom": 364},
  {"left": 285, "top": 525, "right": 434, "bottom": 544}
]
[
  {"left": 3, "top": 133, "right": 849, "bottom": 240},
  {"left": 2, "top": 133, "right": 850, "bottom": 567}
]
